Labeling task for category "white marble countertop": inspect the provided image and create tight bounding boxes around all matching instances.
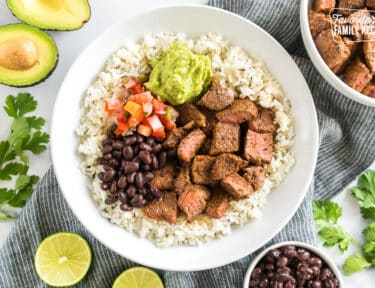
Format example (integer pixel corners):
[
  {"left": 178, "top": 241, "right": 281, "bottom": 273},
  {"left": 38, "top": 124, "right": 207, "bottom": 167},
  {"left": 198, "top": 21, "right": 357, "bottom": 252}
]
[{"left": 0, "top": 0, "right": 373, "bottom": 286}]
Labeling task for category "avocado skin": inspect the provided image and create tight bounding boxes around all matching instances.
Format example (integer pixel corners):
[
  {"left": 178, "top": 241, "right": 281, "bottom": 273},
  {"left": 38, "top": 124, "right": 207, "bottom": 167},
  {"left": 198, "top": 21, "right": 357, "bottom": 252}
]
[
  {"left": 6, "top": 0, "right": 92, "bottom": 31},
  {"left": 0, "top": 23, "right": 59, "bottom": 87}
]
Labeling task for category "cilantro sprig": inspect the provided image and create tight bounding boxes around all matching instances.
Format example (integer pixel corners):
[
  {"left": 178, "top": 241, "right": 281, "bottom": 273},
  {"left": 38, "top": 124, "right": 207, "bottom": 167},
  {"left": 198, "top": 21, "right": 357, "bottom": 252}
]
[
  {"left": 0, "top": 93, "right": 49, "bottom": 219},
  {"left": 352, "top": 170, "right": 375, "bottom": 220}
]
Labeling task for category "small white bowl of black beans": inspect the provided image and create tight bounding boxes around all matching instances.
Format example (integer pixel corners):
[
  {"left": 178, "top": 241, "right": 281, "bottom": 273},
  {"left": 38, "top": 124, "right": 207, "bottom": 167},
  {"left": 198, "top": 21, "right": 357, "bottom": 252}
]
[{"left": 243, "top": 241, "right": 343, "bottom": 288}]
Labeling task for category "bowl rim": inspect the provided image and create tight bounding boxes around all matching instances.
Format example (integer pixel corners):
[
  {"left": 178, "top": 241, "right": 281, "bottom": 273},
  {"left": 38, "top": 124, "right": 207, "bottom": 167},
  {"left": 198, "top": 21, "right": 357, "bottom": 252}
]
[
  {"left": 300, "top": 0, "right": 375, "bottom": 107},
  {"left": 51, "top": 4, "right": 319, "bottom": 271},
  {"left": 242, "top": 241, "right": 344, "bottom": 288}
]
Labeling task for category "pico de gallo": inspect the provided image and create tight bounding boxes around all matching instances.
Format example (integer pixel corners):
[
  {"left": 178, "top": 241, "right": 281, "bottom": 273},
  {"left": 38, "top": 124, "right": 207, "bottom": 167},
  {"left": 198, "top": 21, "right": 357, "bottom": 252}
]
[{"left": 104, "top": 77, "right": 178, "bottom": 138}]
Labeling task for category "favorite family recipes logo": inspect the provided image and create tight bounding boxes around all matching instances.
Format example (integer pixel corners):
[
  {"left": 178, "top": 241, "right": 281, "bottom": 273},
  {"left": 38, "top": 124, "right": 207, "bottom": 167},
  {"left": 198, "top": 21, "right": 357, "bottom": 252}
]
[{"left": 331, "top": 8, "right": 375, "bottom": 42}]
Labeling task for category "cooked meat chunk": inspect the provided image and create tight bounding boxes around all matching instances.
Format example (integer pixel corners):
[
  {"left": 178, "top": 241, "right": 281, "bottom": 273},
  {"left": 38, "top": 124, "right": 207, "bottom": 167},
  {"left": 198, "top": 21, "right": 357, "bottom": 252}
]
[
  {"left": 175, "top": 165, "right": 191, "bottom": 195},
  {"left": 343, "top": 37, "right": 360, "bottom": 56},
  {"left": 309, "top": 10, "right": 333, "bottom": 39},
  {"left": 367, "top": 0, "right": 375, "bottom": 8},
  {"left": 200, "top": 109, "right": 218, "bottom": 137},
  {"left": 205, "top": 189, "right": 229, "bottom": 219},
  {"left": 243, "top": 166, "right": 266, "bottom": 191},
  {"left": 178, "top": 185, "right": 211, "bottom": 221},
  {"left": 244, "top": 130, "right": 273, "bottom": 165},
  {"left": 192, "top": 155, "right": 216, "bottom": 185},
  {"left": 211, "top": 153, "right": 248, "bottom": 181},
  {"left": 199, "top": 137, "right": 212, "bottom": 154},
  {"left": 349, "top": 10, "right": 372, "bottom": 41},
  {"left": 162, "top": 121, "right": 195, "bottom": 149},
  {"left": 338, "top": 0, "right": 365, "bottom": 10},
  {"left": 209, "top": 122, "right": 240, "bottom": 155},
  {"left": 362, "top": 82, "right": 375, "bottom": 98},
  {"left": 248, "top": 108, "right": 277, "bottom": 134},
  {"left": 216, "top": 98, "right": 258, "bottom": 124},
  {"left": 177, "top": 129, "right": 207, "bottom": 162},
  {"left": 142, "top": 191, "right": 178, "bottom": 224},
  {"left": 314, "top": 30, "right": 351, "bottom": 74},
  {"left": 315, "top": 0, "right": 336, "bottom": 12},
  {"left": 364, "top": 33, "right": 375, "bottom": 75},
  {"left": 221, "top": 173, "right": 253, "bottom": 200},
  {"left": 343, "top": 57, "right": 372, "bottom": 92},
  {"left": 151, "top": 163, "right": 176, "bottom": 190},
  {"left": 175, "top": 103, "right": 206, "bottom": 128},
  {"left": 197, "top": 83, "right": 234, "bottom": 111}
]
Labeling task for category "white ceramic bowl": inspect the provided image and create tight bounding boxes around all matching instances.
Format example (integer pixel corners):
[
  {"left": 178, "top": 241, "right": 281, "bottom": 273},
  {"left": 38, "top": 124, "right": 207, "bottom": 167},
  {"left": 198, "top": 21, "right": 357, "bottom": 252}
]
[
  {"left": 51, "top": 5, "right": 319, "bottom": 271},
  {"left": 300, "top": 0, "right": 375, "bottom": 107},
  {"left": 243, "top": 241, "right": 344, "bottom": 288}
]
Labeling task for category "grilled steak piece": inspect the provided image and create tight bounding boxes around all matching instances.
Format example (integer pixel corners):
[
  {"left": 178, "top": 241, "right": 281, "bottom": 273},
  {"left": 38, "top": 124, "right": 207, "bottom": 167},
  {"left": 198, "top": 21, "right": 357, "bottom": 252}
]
[
  {"left": 315, "top": 0, "right": 336, "bottom": 12},
  {"left": 178, "top": 185, "right": 211, "bottom": 221},
  {"left": 151, "top": 163, "right": 176, "bottom": 190},
  {"left": 175, "top": 165, "right": 191, "bottom": 195},
  {"left": 364, "top": 33, "right": 375, "bottom": 75},
  {"left": 362, "top": 82, "right": 375, "bottom": 98},
  {"left": 205, "top": 189, "right": 229, "bottom": 219},
  {"left": 216, "top": 98, "right": 258, "bottom": 124},
  {"left": 343, "top": 57, "right": 372, "bottom": 92},
  {"left": 367, "top": 0, "right": 375, "bottom": 8},
  {"left": 200, "top": 109, "right": 218, "bottom": 137},
  {"left": 209, "top": 122, "right": 240, "bottom": 156},
  {"left": 211, "top": 153, "right": 248, "bottom": 181},
  {"left": 142, "top": 191, "right": 178, "bottom": 224},
  {"left": 248, "top": 108, "right": 277, "bottom": 134},
  {"left": 175, "top": 103, "right": 206, "bottom": 128},
  {"left": 221, "top": 173, "right": 253, "bottom": 200},
  {"left": 197, "top": 83, "right": 234, "bottom": 111},
  {"left": 244, "top": 130, "right": 273, "bottom": 165},
  {"left": 349, "top": 10, "right": 372, "bottom": 41},
  {"left": 338, "top": 0, "right": 365, "bottom": 10},
  {"left": 177, "top": 129, "right": 207, "bottom": 162},
  {"left": 308, "top": 10, "right": 333, "bottom": 39},
  {"left": 243, "top": 166, "right": 266, "bottom": 191},
  {"left": 314, "top": 30, "right": 351, "bottom": 74},
  {"left": 192, "top": 155, "right": 216, "bottom": 185},
  {"left": 162, "top": 121, "right": 195, "bottom": 149}
]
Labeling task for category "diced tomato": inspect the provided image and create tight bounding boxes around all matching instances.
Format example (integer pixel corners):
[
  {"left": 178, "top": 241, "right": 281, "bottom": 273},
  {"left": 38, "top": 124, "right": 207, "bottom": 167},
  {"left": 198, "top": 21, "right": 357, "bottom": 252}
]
[
  {"left": 152, "top": 98, "right": 168, "bottom": 115},
  {"left": 137, "top": 124, "right": 152, "bottom": 137},
  {"left": 128, "top": 91, "right": 153, "bottom": 104},
  {"left": 144, "top": 115, "right": 166, "bottom": 138},
  {"left": 128, "top": 116, "right": 140, "bottom": 127},
  {"left": 159, "top": 116, "right": 176, "bottom": 131},
  {"left": 153, "top": 128, "right": 166, "bottom": 138},
  {"left": 115, "top": 121, "right": 129, "bottom": 135},
  {"left": 123, "top": 101, "right": 144, "bottom": 122},
  {"left": 128, "top": 83, "right": 144, "bottom": 94},
  {"left": 105, "top": 98, "right": 123, "bottom": 115}
]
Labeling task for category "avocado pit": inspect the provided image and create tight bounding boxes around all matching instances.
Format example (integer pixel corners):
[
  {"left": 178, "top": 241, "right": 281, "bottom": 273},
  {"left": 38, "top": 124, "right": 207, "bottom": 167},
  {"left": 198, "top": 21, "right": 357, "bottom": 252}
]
[{"left": 0, "top": 38, "right": 39, "bottom": 71}]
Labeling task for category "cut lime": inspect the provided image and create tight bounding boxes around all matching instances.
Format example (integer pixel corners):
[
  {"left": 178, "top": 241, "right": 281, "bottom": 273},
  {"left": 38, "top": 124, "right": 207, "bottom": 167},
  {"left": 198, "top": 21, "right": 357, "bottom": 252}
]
[
  {"left": 112, "top": 267, "right": 164, "bottom": 288},
  {"left": 34, "top": 232, "right": 92, "bottom": 287}
]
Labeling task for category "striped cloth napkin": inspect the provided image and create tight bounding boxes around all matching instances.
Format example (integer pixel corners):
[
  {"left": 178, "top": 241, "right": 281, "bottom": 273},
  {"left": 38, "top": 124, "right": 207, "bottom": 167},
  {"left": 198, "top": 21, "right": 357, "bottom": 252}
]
[{"left": 1, "top": 0, "right": 375, "bottom": 287}]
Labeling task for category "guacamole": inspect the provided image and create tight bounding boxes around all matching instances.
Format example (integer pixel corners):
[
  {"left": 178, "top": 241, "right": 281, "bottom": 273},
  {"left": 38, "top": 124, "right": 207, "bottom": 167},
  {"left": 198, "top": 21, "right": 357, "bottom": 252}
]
[{"left": 145, "top": 43, "right": 213, "bottom": 105}]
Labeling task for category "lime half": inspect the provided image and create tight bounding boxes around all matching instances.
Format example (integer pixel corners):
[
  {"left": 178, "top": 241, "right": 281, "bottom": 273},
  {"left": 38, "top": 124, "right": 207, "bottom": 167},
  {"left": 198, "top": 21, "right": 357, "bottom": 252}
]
[
  {"left": 34, "top": 232, "right": 92, "bottom": 287},
  {"left": 112, "top": 267, "right": 164, "bottom": 288}
]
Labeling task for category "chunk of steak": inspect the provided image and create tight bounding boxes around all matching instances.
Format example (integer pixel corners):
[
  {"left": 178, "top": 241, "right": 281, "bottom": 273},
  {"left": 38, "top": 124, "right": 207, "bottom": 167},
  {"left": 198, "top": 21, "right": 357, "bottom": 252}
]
[
  {"left": 248, "top": 108, "right": 277, "bottom": 134},
  {"left": 221, "top": 173, "right": 253, "bottom": 200},
  {"left": 315, "top": 0, "right": 336, "bottom": 12},
  {"left": 192, "top": 155, "right": 216, "bottom": 185},
  {"left": 209, "top": 122, "right": 240, "bottom": 155},
  {"left": 175, "top": 103, "right": 206, "bottom": 128},
  {"left": 216, "top": 98, "right": 258, "bottom": 124},
  {"left": 178, "top": 185, "right": 211, "bottom": 221},
  {"left": 243, "top": 166, "right": 266, "bottom": 191},
  {"left": 175, "top": 165, "right": 191, "bottom": 195},
  {"left": 211, "top": 153, "right": 248, "bottom": 181},
  {"left": 244, "top": 130, "right": 273, "bottom": 165},
  {"left": 205, "top": 189, "right": 229, "bottom": 219},
  {"left": 177, "top": 129, "right": 207, "bottom": 162},
  {"left": 343, "top": 57, "right": 372, "bottom": 92},
  {"left": 309, "top": 10, "right": 333, "bottom": 39},
  {"left": 162, "top": 121, "right": 195, "bottom": 149},
  {"left": 197, "top": 83, "right": 234, "bottom": 111},
  {"left": 200, "top": 109, "right": 218, "bottom": 137},
  {"left": 338, "top": 0, "right": 365, "bottom": 10},
  {"left": 364, "top": 33, "right": 375, "bottom": 75},
  {"left": 349, "top": 9, "right": 372, "bottom": 41},
  {"left": 142, "top": 191, "right": 178, "bottom": 224},
  {"left": 314, "top": 30, "right": 351, "bottom": 74},
  {"left": 362, "top": 82, "right": 375, "bottom": 98},
  {"left": 151, "top": 163, "right": 176, "bottom": 190},
  {"left": 367, "top": 0, "right": 375, "bottom": 8}
]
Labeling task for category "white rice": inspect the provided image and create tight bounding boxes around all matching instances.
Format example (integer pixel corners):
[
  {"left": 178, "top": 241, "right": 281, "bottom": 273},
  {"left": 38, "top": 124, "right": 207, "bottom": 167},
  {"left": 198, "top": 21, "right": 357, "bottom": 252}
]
[{"left": 77, "top": 33, "right": 295, "bottom": 247}]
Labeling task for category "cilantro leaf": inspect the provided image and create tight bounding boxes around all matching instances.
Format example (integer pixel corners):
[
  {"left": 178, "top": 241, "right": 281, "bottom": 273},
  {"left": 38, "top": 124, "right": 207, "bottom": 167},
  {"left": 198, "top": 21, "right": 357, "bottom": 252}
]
[
  {"left": 0, "top": 188, "right": 15, "bottom": 205},
  {"left": 352, "top": 171, "right": 375, "bottom": 220},
  {"left": 26, "top": 116, "right": 45, "bottom": 130},
  {"left": 0, "top": 163, "right": 26, "bottom": 180},
  {"left": 4, "top": 93, "right": 37, "bottom": 118},
  {"left": 8, "top": 175, "right": 39, "bottom": 207},
  {"left": 318, "top": 226, "right": 352, "bottom": 253},
  {"left": 22, "top": 131, "right": 49, "bottom": 154},
  {"left": 360, "top": 207, "right": 375, "bottom": 221},
  {"left": 343, "top": 253, "right": 371, "bottom": 275},
  {"left": 363, "top": 223, "right": 375, "bottom": 242},
  {"left": 8, "top": 118, "right": 30, "bottom": 152},
  {"left": 313, "top": 200, "right": 342, "bottom": 227},
  {"left": 362, "top": 223, "right": 375, "bottom": 260}
]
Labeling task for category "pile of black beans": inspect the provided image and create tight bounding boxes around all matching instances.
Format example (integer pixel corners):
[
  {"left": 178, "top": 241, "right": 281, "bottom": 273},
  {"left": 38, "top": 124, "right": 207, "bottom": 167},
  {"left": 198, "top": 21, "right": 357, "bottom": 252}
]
[
  {"left": 96, "top": 125, "right": 170, "bottom": 211},
  {"left": 250, "top": 245, "right": 339, "bottom": 288}
]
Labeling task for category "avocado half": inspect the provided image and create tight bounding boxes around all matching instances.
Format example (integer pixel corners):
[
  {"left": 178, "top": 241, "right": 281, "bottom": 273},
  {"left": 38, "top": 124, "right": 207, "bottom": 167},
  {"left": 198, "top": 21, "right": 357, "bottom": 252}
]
[
  {"left": 0, "top": 24, "right": 58, "bottom": 87},
  {"left": 6, "top": 0, "right": 91, "bottom": 31}
]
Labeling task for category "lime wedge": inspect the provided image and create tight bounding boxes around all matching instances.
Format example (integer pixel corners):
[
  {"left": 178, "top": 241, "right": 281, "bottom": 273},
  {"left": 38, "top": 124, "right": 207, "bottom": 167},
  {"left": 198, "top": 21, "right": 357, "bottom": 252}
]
[
  {"left": 34, "top": 232, "right": 92, "bottom": 287},
  {"left": 112, "top": 267, "right": 164, "bottom": 288}
]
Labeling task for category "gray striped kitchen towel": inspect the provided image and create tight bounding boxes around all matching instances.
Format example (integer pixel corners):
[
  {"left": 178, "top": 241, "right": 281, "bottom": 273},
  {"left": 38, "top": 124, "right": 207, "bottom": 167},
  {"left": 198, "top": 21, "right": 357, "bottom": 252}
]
[{"left": 1, "top": 0, "right": 375, "bottom": 287}]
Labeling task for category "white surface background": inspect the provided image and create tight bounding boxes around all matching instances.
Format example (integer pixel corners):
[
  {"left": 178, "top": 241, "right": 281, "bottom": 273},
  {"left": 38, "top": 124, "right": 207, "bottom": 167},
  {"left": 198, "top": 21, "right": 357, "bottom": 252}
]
[{"left": 0, "top": 0, "right": 373, "bottom": 286}]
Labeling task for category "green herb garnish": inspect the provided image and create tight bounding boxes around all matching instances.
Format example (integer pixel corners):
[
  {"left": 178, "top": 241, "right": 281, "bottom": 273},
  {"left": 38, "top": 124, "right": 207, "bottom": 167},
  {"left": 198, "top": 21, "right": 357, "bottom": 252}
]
[{"left": 352, "top": 170, "right": 375, "bottom": 220}]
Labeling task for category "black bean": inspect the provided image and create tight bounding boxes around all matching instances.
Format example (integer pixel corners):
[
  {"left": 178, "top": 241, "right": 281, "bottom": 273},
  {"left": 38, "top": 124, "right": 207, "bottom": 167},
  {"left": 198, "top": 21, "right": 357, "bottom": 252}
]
[
  {"left": 323, "top": 279, "right": 334, "bottom": 288},
  {"left": 269, "top": 249, "right": 282, "bottom": 259},
  {"left": 252, "top": 268, "right": 262, "bottom": 278},
  {"left": 152, "top": 143, "right": 162, "bottom": 153},
  {"left": 264, "top": 255, "right": 275, "bottom": 264},
  {"left": 103, "top": 166, "right": 113, "bottom": 171},
  {"left": 109, "top": 158, "right": 120, "bottom": 168},
  {"left": 135, "top": 172, "right": 145, "bottom": 188},
  {"left": 102, "top": 145, "right": 113, "bottom": 154},
  {"left": 144, "top": 172, "right": 154, "bottom": 182},
  {"left": 134, "top": 146, "right": 140, "bottom": 155},
  {"left": 103, "top": 169, "right": 116, "bottom": 182},
  {"left": 259, "top": 279, "right": 268, "bottom": 288},
  {"left": 136, "top": 135, "right": 144, "bottom": 143},
  {"left": 158, "top": 151, "right": 167, "bottom": 167},
  {"left": 285, "top": 282, "right": 295, "bottom": 288},
  {"left": 312, "top": 267, "right": 321, "bottom": 276},
  {"left": 276, "top": 273, "right": 295, "bottom": 283},
  {"left": 102, "top": 139, "right": 113, "bottom": 146},
  {"left": 98, "top": 172, "right": 105, "bottom": 181},
  {"left": 297, "top": 249, "right": 310, "bottom": 262},
  {"left": 277, "top": 257, "right": 288, "bottom": 267},
  {"left": 139, "top": 150, "right": 152, "bottom": 165},
  {"left": 117, "top": 176, "right": 127, "bottom": 189},
  {"left": 151, "top": 154, "right": 159, "bottom": 170},
  {"left": 284, "top": 248, "right": 298, "bottom": 258},
  {"left": 120, "top": 203, "right": 133, "bottom": 211},
  {"left": 312, "top": 281, "right": 322, "bottom": 288},
  {"left": 127, "top": 172, "right": 136, "bottom": 184},
  {"left": 126, "top": 185, "right": 137, "bottom": 197},
  {"left": 100, "top": 182, "right": 109, "bottom": 190},
  {"left": 112, "top": 140, "right": 124, "bottom": 150},
  {"left": 265, "top": 264, "right": 274, "bottom": 271},
  {"left": 110, "top": 181, "right": 117, "bottom": 194},
  {"left": 146, "top": 190, "right": 154, "bottom": 201},
  {"left": 131, "top": 194, "right": 145, "bottom": 208},
  {"left": 124, "top": 135, "right": 137, "bottom": 145},
  {"left": 141, "top": 164, "right": 151, "bottom": 172},
  {"left": 277, "top": 267, "right": 291, "bottom": 274},
  {"left": 118, "top": 192, "right": 128, "bottom": 204},
  {"left": 122, "top": 146, "right": 134, "bottom": 160},
  {"left": 138, "top": 188, "right": 147, "bottom": 196},
  {"left": 97, "top": 157, "right": 107, "bottom": 165},
  {"left": 107, "top": 125, "right": 116, "bottom": 139},
  {"left": 320, "top": 269, "right": 332, "bottom": 281},
  {"left": 310, "top": 257, "right": 323, "bottom": 268},
  {"left": 140, "top": 142, "right": 152, "bottom": 151},
  {"left": 124, "top": 162, "right": 140, "bottom": 174},
  {"left": 105, "top": 196, "right": 117, "bottom": 205},
  {"left": 146, "top": 137, "right": 155, "bottom": 145},
  {"left": 104, "top": 153, "right": 112, "bottom": 160},
  {"left": 133, "top": 156, "right": 141, "bottom": 164},
  {"left": 150, "top": 186, "right": 161, "bottom": 198},
  {"left": 113, "top": 149, "right": 122, "bottom": 158}
]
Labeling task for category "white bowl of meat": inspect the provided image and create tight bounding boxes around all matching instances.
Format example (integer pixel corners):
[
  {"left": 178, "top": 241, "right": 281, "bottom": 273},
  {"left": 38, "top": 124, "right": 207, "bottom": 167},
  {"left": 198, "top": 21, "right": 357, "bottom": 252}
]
[
  {"left": 301, "top": 0, "right": 375, "bottom": 106},
  {"left": 51, "top": 5, "right": 319, "bottom": 271}
]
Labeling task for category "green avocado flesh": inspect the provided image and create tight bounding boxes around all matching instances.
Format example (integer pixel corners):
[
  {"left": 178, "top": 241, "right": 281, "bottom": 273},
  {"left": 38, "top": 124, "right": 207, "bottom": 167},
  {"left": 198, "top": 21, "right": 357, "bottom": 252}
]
[
  {"left": 145, "top": 43, "right": 213, "bottom": 105},
  {"left": 6, "top": 0, "right": 91, "bottom": 30},
  {"left": 0, "top": 24, "right": 58, "bottom": 87}
]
